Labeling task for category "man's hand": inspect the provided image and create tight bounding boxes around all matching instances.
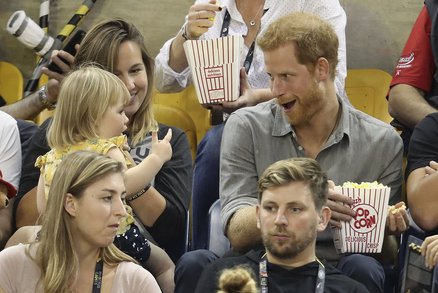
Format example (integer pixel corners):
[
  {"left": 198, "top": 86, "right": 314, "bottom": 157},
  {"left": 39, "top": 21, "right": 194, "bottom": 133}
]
[
  {"left": 425, "top": 160, "right": 438, "bottom": 176},
  {"left": 206, "top": 68, "right": 262, "bottom": 114},
  {"left": 327, "top": 180, "right": 356, "bottom": 228},
  {"left": 386, "top": 201, "right": 409, "bottom": 234},
  {"left": 422, "top": 234, "right": 438, "bottom": 269}
]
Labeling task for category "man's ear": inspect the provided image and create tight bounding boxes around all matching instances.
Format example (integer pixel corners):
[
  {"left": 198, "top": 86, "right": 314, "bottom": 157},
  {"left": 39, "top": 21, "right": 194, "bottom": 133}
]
[
  {"left": 315, "top": 57, "right": 330, "bottom": 81},
  {"left": 317, "top": 206, "right": 331, "bottom": 232},
  {"left": 64, "top": 193, "right": 77, "bottom": 217},
  {"left": 256, "top": 204, "right": 261, "bottom": 229}
]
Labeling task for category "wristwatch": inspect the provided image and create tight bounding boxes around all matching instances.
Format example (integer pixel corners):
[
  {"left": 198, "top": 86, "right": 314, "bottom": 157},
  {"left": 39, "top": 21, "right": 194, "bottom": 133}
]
[
  {"left": 181, "top": 23, "right": 193, "bottom": 41},
  {"left": 38, "top": 85, "right": 56, "bottom": 110}
]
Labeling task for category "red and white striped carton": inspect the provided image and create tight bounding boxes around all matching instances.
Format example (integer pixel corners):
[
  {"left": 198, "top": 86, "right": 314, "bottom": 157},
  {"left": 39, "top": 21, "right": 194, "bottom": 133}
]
[
  {"left": 331, "top": 184, "right": 390, "bottom": 253},
  {"left": 183, "top": 35, "right": 244, "bottom": 104}
]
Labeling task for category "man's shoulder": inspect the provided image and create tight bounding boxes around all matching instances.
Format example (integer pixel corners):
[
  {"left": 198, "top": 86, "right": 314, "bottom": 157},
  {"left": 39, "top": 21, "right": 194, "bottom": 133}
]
[
  {"left": 346, "top": 106, "right": 400, "bottom": 141},
  {"left": 203, "top": 250, "right": 260, "bottom": 276},
  {"left": 325, "top": 264, "right": 369, "bottom": 292},
  {"left": 229, "top": 100, "right": 277, "bottom": 122}
]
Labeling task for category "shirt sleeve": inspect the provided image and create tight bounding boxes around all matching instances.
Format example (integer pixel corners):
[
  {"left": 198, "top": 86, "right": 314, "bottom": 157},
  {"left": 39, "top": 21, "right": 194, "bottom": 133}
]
[
  {"left": 406, "top": 113, "right": 438, "bottom": 176},
  {"left": 116, "top": 262, "right": 162, "bottom": 292},
  {"left": 390, "top": 6, "right": 435, "bottom": 93},
  {"left": 17, "top": 119, "right": 51, "bottom": 199},
  {"left": 0, "top": 112, "right": 22, "bottom": 188},
  {"left": 220, "top": 113, "right": 259, "bottom": 232},
  {"left": 154, "top": 37, "right": 193, "bottom": 93},
  {"left": 148, "top": 125, "right": 192, "bottom": 259},
  {"left": 0, "top": 245, "right": 32, "bottom": 292}
]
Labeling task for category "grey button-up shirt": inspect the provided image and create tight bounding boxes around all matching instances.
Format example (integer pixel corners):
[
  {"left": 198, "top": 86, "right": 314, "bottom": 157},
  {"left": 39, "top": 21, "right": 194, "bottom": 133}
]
[{"left": 220, "top": 98, "right": 403, "bottom": 260}]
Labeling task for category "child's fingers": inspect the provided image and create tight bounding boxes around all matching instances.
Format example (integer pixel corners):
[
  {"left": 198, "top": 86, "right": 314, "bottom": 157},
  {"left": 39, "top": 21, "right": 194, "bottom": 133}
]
[
  {"left": 163, "top": 128, "right": 172, "bottom": 142},
  {"left": 151, "top": 131, "right": 158, "bottom": 143}
]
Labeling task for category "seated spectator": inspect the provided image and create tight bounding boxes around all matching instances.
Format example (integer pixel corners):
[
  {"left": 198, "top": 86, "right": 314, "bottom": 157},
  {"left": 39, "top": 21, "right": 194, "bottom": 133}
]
[
  {"left": 405, "top": 112, "right": 438, "bottom": 232},
  {"left": 14, "top": 19, "right": 192, "bottom": 263},
  {"left": 0, "top": 111, "right": 21, "bottom": 188},
  {"left": 155, "top": 0, "right": 348, "bottom": 251},
  {"left": 404, "top": 111, "right": 438, "bottom": 292},
  {"left": 195, "top": 158, "right": 368, "bottom": 292},
  {"left": 0, "top": 111, "right": 21, "bottom": 249},
  {"left": 175, "top": 11, "right": 408, "bottom": 293},
  {"left": 388, "top": 0, "right": 438, "bottom": 149},
  {"left": 0, "top": 171, "right": 17, "bottom": 250},
  {"left": 0, "top": 151, "right": 161, "bottom": 292}
]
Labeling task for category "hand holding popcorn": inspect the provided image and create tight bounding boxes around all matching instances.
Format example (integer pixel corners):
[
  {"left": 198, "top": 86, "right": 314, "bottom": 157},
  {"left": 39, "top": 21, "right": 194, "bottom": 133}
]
[
  {"left": 327, "top": 180, "right": 355, "bottom": 228},
  {"left": 386, "top": 201, "right": 409, "bottom": 234}
]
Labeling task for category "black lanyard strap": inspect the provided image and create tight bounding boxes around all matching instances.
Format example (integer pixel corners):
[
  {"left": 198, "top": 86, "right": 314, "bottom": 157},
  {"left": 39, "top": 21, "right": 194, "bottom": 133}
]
[
  {"left": 259, "top": 255, "right": 325, "bottom": 293},
  {"left": 92, "top": 258, "right": 104, "bottom": 293},
  {"left": 219, "top": 9, "right": 267, "bottom": 73}
]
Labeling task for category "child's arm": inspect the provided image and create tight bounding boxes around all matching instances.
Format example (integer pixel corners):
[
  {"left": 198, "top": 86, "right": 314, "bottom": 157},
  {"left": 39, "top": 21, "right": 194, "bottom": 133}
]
[
  {"left": 106, "top": 129, "right": 172, "bottom": 196},
  {"left": 124, "top": 129, "right": 172, "bottom": 195}
]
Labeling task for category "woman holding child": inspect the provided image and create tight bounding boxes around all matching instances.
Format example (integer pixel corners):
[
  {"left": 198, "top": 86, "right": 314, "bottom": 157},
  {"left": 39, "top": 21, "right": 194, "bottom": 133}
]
[{"left": 15, "top": 19, "right": 192, "bottom": 265}]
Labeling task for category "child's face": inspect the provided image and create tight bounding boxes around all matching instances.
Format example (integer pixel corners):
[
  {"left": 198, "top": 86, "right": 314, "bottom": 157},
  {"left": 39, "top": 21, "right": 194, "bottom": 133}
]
[
  {"left": 114, "top": 41, "right": 148, "bottom": 120},
  {"left": 98, "top": 100, "right": 129, "bottom": 139}
]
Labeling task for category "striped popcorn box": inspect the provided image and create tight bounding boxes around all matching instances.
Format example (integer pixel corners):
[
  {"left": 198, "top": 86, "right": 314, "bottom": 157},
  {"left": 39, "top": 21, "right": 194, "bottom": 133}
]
[
  {"left": 183, "top": 35, "right": 244, "bottom": 104},
  {"left": 331, "top": 182, "right": 390, "bottom": 253}
]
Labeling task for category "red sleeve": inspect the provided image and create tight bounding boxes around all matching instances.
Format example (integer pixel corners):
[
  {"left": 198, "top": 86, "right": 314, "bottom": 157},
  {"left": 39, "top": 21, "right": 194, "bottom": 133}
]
[{"left": 390, "top": 6, "right": 435, "bottom": 93}]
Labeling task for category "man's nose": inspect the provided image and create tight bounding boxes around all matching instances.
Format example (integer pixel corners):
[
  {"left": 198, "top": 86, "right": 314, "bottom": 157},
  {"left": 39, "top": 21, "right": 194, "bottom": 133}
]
[{"left": 274, "top": 209, "right": 288, "bottom": 225}]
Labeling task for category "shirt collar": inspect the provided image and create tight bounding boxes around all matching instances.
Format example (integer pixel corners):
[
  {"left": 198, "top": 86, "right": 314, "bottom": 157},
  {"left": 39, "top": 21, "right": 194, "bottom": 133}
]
[{"left": 221, "top": 0, "right": 274, "bottom": 23}]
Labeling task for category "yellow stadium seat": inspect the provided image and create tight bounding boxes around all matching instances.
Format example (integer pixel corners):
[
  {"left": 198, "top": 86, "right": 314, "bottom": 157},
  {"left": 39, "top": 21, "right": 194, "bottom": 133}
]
[
  {"left": 153, "top": 85, "right": 211, "bottom": 144},
  {"left": 345, "top": 69, "right": 392, "bottom": 124},
  {"left": 153, "top": 104, "right": 198, "bottom": 160},
  {"left": 0, "top": 61, "right": 23, "bottom": 105}
]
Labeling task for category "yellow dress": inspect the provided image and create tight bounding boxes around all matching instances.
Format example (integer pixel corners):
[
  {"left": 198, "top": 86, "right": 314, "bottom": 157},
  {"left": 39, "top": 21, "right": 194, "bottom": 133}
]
[{"left": 35, "top": 135, "right": 134, "bottom": 234}]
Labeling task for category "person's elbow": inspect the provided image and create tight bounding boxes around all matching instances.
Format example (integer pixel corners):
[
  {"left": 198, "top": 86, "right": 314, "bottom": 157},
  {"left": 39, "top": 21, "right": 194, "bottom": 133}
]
[
  {"left": 411, "top": 208, "right": 438, "bottom": 231},
  {"left": 387, "top": 86, "right": 400, "bottom": 119}
]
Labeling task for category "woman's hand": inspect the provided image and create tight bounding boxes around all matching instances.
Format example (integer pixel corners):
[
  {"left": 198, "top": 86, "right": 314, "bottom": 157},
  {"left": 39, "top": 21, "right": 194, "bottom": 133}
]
[
  {"left": 185, "top": 0, "right": 221, "bottom": 40},
  {"left": 40, "top": 48, "right": 77, "bottom": 105}
]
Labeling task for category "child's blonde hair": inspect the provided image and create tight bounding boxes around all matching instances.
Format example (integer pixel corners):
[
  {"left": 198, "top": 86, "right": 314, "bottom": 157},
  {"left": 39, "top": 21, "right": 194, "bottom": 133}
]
[
  {"left": 218, "top": 266, "right": 258, "bottom": 293},
  {"left": 48, "top": 65, "right": 130, "bottom": 149}
]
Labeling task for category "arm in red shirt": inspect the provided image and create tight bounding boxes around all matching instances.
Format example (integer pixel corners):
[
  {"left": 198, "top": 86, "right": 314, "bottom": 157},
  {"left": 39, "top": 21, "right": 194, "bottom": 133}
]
[{"left": 388, "top": 6, "right": 438, "bottom": 129}]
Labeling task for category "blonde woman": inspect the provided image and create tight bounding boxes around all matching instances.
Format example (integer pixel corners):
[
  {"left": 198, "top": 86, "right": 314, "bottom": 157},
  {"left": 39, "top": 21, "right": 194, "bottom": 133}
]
[{"left": 0, "top": 151, "right": 161, "bottom": 292}]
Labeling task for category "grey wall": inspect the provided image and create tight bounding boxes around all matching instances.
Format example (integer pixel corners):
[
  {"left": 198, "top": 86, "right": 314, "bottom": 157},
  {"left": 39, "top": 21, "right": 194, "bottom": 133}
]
[{"left": 0, "top": 0, "right": 423, "bottom": 82}]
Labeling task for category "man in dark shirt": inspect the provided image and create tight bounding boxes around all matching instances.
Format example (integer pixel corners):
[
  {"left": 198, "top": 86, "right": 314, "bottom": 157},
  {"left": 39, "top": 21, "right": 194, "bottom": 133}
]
[{"left": 195, "top": 158, "right": 368, "bottom": 293}]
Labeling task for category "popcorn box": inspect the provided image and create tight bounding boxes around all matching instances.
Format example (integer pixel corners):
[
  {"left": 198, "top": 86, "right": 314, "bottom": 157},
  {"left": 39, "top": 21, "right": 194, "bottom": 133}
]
[
  {"left": 183, "top": 35, "right": 244, "bottom": 104},
  {"left": 331, "top": 183, "right": 390, "bottom": 254}
]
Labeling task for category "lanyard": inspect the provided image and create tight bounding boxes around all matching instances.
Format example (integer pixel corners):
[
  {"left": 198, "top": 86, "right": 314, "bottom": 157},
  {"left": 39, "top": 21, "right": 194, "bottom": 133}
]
[
  {"left": 259, "top": 255, "right": 326, "bottom": 293},
  {"left": 92, "top": 258, "right": 104, "bottom": 293},
  {"left": 219, "top": 9, "right": 267, "bottom": 73}
]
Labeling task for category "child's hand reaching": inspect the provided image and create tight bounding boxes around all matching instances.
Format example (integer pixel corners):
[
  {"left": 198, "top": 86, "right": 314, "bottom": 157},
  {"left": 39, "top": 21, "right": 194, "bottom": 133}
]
[{"left": 150, "top": 129, "right": 173, "bottom": 165}]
